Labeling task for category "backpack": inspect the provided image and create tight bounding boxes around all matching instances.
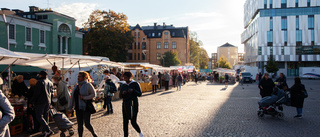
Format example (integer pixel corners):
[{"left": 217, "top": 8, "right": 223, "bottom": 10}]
[
  {"left": 106, "top": 81, "right": 117, "bottom": 93},
  {"left": 178, "top": 76, "right": 182, "bottom": 81}
]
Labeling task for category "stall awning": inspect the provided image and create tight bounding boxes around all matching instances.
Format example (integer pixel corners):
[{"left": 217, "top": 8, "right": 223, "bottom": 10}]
[{"left": 0, "top": 47, "right": 29, "bottom": 64}]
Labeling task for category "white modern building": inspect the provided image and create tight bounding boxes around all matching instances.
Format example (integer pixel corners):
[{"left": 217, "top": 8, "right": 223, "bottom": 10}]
[{"left": 241, "top": 0, "right": 320, "bottom": 77}]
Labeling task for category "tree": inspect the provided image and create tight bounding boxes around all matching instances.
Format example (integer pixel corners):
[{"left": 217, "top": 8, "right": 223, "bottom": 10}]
[
  {"left": 264, "top": 56, "right": 279, "bottom": 76},
  {"left": 160, "top": 51, "right": 181, "bottom": 67},
  {"left": 189, "top": 31, "right": 208, "bottom": 69},
  {"left": 83, "top": 10, "right": 133, "bottom": 62},
  {"left": 215, "top": 56, "right": 231, "bottom": 69}
]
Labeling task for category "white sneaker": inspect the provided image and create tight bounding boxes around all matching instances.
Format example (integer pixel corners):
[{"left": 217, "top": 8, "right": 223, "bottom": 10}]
[
  {"left": 44, "top": 130, "right": 54, "bottom": 137},
  {"left": 139, "top": 132, "right": 144, "bottom": 137}
]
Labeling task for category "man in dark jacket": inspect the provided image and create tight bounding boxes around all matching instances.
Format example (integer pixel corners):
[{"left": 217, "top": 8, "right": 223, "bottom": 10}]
[
  {"left": 29, "top": 71, "right": 54, "bottom": 137},
  {"left": 258, "top": 73, "right": 275, "bottom": 98}
]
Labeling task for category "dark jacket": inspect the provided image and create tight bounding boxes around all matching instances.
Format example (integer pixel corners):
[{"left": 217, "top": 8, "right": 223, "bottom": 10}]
[
  {"left": 275, "top": 76, "right": 288, "bottom": 89},
  {"left": 119, "top": 81, "right": 142, "bottom": 119},
  {"left": 30, "top": 77, "right": 53, "bottom": 105},
  {"left": 11, "top": 79, "right": 28, "bottom": 97},
  {"left": 290, "top": 83, "right": 306, "bottom": 108},
  {"left": 258, "top": 78, "right": 275, "bottom": 97}
]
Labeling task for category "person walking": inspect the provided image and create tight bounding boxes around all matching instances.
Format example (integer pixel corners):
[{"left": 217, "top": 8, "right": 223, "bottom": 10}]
[
  {"left": 176, "top": 73, "right": 183, "bottom": 91},
  {"left": 29, "top": 71, "right": 54, "bottom": 137},
  {"left": 258, "top": 72, "right": 262, "bottom": 82},
  {"left": 224, "top": 73, "right": 229, "bottom": 88},
  {"left": 289, "top": 77, "right": 306, "bottom": 118},
  {"left": 27, "top": 78, "right": 40, "bottom": 133},
  {"left": 258, "top": 73, "right": 275, "bottom": 98},
  {"left": 52, "top": 75, "right": 70, "bottom": 115},
  {"left": 97, "top": 70, "right": 111, "bottom": 111},
  {"left": 0, "top": 90, "right": 15, "bottom": 137},
  {"left": 172, "top": 73, "right": 177, "bottom": 88},
  {"left": 104, "top": 77, "right": 116, "bottom": 115},
  {"left": 119, "top": 72, "right": 144, "bottom": 137},
  {"left": 164, "top": 72, "right": 170, "bottom": 91},
  {"left": 157, "top": 72, "right": 162, "bottom": 89},
  {"left": 150, "top": 72, "right": 159, "bottom": 93},
  {"left": 195, "top": 73, "right": 199, "bottom": 84},
  {"left": 69, "top": 71, "right": 97, "bottom": 137}
]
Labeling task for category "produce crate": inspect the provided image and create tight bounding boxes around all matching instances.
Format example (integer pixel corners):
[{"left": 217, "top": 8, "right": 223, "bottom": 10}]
[
  {"left": 10, "top": 123, "right": 23, "bottom": 135},
  {"left": 13, "top": 105, "right": 24, "bottom": 116}
]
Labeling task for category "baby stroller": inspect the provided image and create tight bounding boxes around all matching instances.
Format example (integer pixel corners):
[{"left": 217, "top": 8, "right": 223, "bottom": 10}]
[
  {"left": 49, "top": 108, "right": 74, "bottom": 137},
  {"left": 257, "top": 87, "right": 290, "bottom": 119}
]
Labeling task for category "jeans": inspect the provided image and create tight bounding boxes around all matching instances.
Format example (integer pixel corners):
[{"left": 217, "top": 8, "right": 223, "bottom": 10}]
[
  {"left": 106, "top": 96, "right": 113, "bottom": 112},
  {"left": 152, "top": 85, "right": 157, "bottom": 92},
  {"left": 165, "top": 81, "right": 169, "bottom": 90},
  {"left": 123, "top": 110, "right": 141, "bottom": 137},
  {"left": 176, "top": 82, "right": 181, "bottom": 90},
  {"left": 76, "top": 110, "right": 97, "bottom": 137},
  {"left": 297, "top": 108, "right": 303, "bottom": 115},
  {"left": 34, "top": 104, "right": 50, "bottom": 132}
]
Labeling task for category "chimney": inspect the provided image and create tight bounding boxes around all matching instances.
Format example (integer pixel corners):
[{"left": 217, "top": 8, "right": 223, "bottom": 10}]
[
  {"left": 29, "top": 6, "right": 39, "bottom": 12},
  {"left": 163, "top": 22, "right": 166, "bottom": 28},
  {"left": 12, "top": 9, "right": 24, "bottom": 14},
  {"left": 154, "top": 23, "right": 157, "bottom": 29}
]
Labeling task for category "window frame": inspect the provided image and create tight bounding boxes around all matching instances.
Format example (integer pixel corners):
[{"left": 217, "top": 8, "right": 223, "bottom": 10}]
[
  {"left": 156, "top": 42, "right": 161, "bottom": 49},
  {"left": 164, "top": 42, "right": 169, "bottom": 49},
  {"left": 172, "top": 42, "right": 177, "bottom": 49}
]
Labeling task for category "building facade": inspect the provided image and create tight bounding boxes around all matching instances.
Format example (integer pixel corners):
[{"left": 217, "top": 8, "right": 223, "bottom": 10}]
[
  {"left": 242, "top": 0, "right": 320, "bottom": 76},
  {"left": 129, "top": 23, "right": 189, "bottom": 66},
  {"left": 211, "top": 53, "right": 218, "bottom": 68},
  {"left": 0, "top": 6, "right": 83, "bottom": 72},
  {"left": 217, "top": 43, "right": 239, "bottom": 67}
]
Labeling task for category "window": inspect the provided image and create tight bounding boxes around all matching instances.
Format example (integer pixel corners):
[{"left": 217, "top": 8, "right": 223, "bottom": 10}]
[
  {"left": 307, "top": 0, "right": 310, "bottom": 7},
  {"left": 158, "top": 33, "right": 161, "bottom": 37},
  {"left": 58, "top": 24, "right": 71, "bottom": 35},
  {"left": 156, "top": 42, "right": 161, "bottom": 49},
  {"left": 281, "top": 0, "right": 287, "bottom": 8},
  {"left": 296, "top": 16, "right": 299, "bottom": 30},
  {"left": 27, "top": 15, "right": 31, "bottom": 18},
  {"left": 134, "top": 43, "right": 136, "bottom": 49},
  {"left": 43, "top": 15, "right": 48, "bottom": 19},
  {"left": 142, "top": 53, "right": 146, "bottom": 60},
  {"left": 172, "top": 32, "right": 175, "bottom": 36},
  {"left": 296, "top": 30, "right": 302, "bottom": 46},
  {"left": 38, "top": 15, "right": 43, "bottom": 19},
  {"left": 270, "top": 0, "right": 273, "bottom": 8},
  {"left": 134, "top": 33, "right": 136, "bottom": 38},
  {"left": 172, "top": 42, "right": 176, "bottom": 49},
  {"left": 26, "top": 27, "right": 31, "bottom": 42},
  {"left": 295, "top": 0, "right": 298, "bottom": 7},
  {"left": 148, "top": 33, "right": 151, "bottom": 37},
  {"left": 128, "top": 53, "right": 132, "bottom": 60},
  {"left": 40, "top": 30, "right": 45, "bottom": 43},
  {"left": 142, "top": 42, "right": 146, "bottom": 49},
  {"left": 152, "top": 33, "right": 155, "bottom": 37},
  {"left": 281, "top": 16, "right": 287, "bottom": 30},
  {"left": 270, "top": 17, "right": 273, "bottom": 31},
  {"left": 138, "top": 53, "right": 140, "bottom": 60},
  {"left": 270, "top": 47, "right": 273, "bottom": 55},
  {"left": 281, "top": 47, "right": 284, "bottom": 55},
  {"left": 129, "top": 43, "right": 133, "bottom": 49},
  {"left": 264, "top": 0, "right": 267, "bottom": 9},
  {"left": 138, "top": 32, "right": 140, "bottom": 38},
  {"left": 308, "top": 15, "right": 314, "bottom": 29},
  {"left": 9, "top": 24, "right": 15, "bottom": 39},
  {"left": 134, "top": 53, "right": 136, "bottom": 60},
  {"left": 164, "top": 32, "right": 168, "bottom": 35},
  {"left": 258, "top": 47, "right": 262, "bottom": 55},
  {"left": 267, "top": 31, "right": 273, "bottom": 46},
  {"left": 311, "top": 30, "right": 315, "bottom": 45},
  {"left": 284, "top": 30, "right": 287, "bottom": 46},
  {"left": 138, "top": 43, "right": 140, "bottom": 49},
  {"left": 156, "top": 53, "right": 161, "bottom": 60},
  {"left": 164, "top": 42, "right": 168, "bottom": 49}
]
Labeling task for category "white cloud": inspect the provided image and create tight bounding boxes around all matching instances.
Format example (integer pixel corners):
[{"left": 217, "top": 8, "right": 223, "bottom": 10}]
[{"left": 54, "top": 3, "right": 97, "bottom": 27}]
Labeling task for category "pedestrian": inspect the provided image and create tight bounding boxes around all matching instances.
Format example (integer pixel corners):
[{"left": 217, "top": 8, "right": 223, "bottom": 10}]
[
  {"left": 158, "top": 72, "right": 162, "bottom": 89},
  {"left": 0, "top": 90, "right": 15, "bottom": 137},
  {"left": 97, "top": 70, "right": 111, "bottom": 111},
  {"left": 195, "top": 73, "right": 198, "bottom": 84},
  {"left": 164, "top": 72, "right": 170, "bottom": 91},
  {"left": 69, "top": 71, "right": 97, "bottom": 137},
  {"left": 289, "top": 77, "right": 306, "bottom": 119},
  {"left": 172, "top": 72, "right": 177, "bottom": 88},
  {"left": 119, "top": 72, "right": 144, "bottom": 137},
  {"left": 29, "top": 71, "right": 54, "bottom": 137},
  {"left": 104, "top": 77, "right": 116, "bottom": 115},
  {"left": 176, "top": 73, "right": 183, "bottom": 91},
  {"left": 150, "top": 72, "right": 158, "bottom": 93},
  {"left": 52, "top": 75, "right": 70, "bottom": 115},
  {"left": 255, "top": 73, "right": 259, "bottom": 84},
  {"left": 258, "top": 72, "right": 262, "bottom": 82},
  {"left": 275, "top": 73, "right": 288, "bottom": 90},
  {"left": 27, "top": 78, "right": 40, "bottom": 133},
  {"left": 258, "top": 73, "right": 275, "bottom": 98},
  {"left": 11, "top": 75, "right": 28, "bottom": 97},
  {"left": 224, "top": 73, "right": 229, "bottom": 88}
]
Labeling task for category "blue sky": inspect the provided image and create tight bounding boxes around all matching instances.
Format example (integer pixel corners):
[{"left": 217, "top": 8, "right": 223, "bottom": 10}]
[{"left": 1, "top": 0, "right": 246, "bottom": 56}]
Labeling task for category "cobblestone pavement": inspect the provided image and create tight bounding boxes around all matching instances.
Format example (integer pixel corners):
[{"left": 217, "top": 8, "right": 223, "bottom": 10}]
[{"left": 17, "top": 78, "right": 320, "bottom": 137}]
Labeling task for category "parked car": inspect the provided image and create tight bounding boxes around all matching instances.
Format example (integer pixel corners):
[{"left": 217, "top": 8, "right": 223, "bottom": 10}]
[{"left": 240, "top": 72, "right": 253, "bottom": 83}]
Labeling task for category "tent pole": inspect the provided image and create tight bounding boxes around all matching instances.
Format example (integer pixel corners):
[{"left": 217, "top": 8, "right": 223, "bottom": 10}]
[{"left": 1, "top": 58, "right": 18, "bottom": 75}]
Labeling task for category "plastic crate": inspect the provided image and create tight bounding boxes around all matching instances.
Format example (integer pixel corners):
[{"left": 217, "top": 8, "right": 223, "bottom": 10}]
[
  {"left": 13, "top": 105, "right": 24, "bottom": 116},
  {"left": 10, "top": 123, "right": 23, "bottom": 135},
  {"left": 9, "top": 115, "right": 23, "bottom": 126}
]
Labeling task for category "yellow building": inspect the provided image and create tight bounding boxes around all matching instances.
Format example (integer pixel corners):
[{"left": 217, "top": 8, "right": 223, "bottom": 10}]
[
  {"left": 128, "top": 23, "right": 190, "bottom": 66},
  {"left": 217, "top": 43, "right": 238, "bottom": 67}
]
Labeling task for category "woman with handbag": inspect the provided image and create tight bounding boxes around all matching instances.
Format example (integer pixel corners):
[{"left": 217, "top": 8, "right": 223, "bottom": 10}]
[
  {"left": 69, "top": 71, "right": 97, "bottom": 137},
  {"left": 119, "top": 72, "right": 144, "bottom": 137},
  {"left": 289, "top": 77, "right": 307, "bottom": 119},
  {"left": 53, "top": 75, "right": 70, "bottom": 115}
]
